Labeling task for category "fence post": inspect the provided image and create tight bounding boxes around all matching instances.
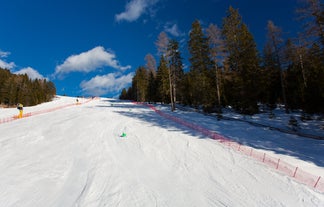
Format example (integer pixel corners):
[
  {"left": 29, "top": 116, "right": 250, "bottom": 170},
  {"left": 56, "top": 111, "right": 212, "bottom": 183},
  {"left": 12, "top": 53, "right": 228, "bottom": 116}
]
[
  {"left": 276, "top": 158, "right": 280, "bottom": 169},
  {"left": 250, "top": 148, "right": 253, "bottom": 156},
  {"left": 262, "top": 153, "right": 266, "bottom": 162},
  {"left": 293, "top": 167, "right": 298, "bottom": 177},
  {"left": 314, "top": 176, "right": 321, "bottom": 188}
]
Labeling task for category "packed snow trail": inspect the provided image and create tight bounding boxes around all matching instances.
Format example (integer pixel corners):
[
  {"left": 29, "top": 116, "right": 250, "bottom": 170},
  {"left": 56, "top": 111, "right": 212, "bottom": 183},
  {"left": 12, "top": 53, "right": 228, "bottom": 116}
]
[{"left": 0, "top": 97, "right": 323, "bottom": 207}]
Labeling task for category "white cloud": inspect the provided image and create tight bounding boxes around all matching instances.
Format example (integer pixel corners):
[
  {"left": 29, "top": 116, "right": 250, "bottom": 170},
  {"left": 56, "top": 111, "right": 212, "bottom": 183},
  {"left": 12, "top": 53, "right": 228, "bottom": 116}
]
[
  {"left": 0, "top": 50, "right": 45, "bottom": 80},
  {"left": 14, "top": 67, "right": 46, "bottom": 80},
  {"left": 80, "top": 72, "right": 134, "bottom": 96},
  {"left": 0, "top": 59, "right": 16, "bottom": 69},
  {"left": 115, "top": 0, "right": 159, "bottom": 22},
  {"left": 0, "top": 50, "right": 16, "bottom": 69},
  {"left": 0, "top": 50, "right": 10, "bottom": 58},
  {"left": 55, "top": 46, "right": 131, "bottom": 78},
  {"left": 164, "top": 23, "right": 183, "bottom": 37}
]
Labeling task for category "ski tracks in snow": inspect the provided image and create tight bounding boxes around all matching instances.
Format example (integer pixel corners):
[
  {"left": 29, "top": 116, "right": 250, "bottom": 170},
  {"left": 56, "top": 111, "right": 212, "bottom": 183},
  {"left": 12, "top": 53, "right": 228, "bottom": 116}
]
[{"left": 1, "top": 97, "right": 323, "bottom": 207}]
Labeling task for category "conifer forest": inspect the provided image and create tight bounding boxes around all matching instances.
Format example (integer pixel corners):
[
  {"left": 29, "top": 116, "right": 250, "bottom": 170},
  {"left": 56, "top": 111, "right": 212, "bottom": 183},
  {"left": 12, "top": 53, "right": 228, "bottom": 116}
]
[
  {"left": 0, "top": 68, "right": 56, "bottom": 107},
  {"left": 120, "top": 1, "right": 324, "bottom": 115}
]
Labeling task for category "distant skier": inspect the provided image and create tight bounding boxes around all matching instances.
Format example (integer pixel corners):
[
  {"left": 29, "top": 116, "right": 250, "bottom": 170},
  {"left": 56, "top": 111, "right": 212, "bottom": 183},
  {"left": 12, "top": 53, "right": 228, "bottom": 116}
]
[{"left": 17, "top": 103, "right": 23, "bottom": 118}]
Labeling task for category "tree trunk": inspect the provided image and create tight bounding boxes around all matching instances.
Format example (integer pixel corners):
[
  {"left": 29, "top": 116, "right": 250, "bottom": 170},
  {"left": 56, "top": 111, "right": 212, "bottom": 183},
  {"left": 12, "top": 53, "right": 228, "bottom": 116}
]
[
  {"left": 168, "top": 66, "right": 175, "bottom": 111},
  {"left": 215, "top": 64, "right": 221, "bottom": 107}
]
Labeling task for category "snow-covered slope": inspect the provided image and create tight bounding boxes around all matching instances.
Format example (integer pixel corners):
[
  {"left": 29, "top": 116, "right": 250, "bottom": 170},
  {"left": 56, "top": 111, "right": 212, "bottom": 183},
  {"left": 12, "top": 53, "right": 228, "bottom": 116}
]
[{"left": 0, "top": 96, "right": 323, "bottom": 206}]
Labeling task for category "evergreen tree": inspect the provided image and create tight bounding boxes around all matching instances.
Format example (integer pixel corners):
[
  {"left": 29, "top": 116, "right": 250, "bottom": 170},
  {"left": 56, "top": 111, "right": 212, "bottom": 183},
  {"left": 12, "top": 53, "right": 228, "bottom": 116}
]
[
  {"left": 295, "top": 0, "right": 324, "bottom": 113},
  {"left": 147, "top": 70, "right": 157, "bottom": 103},
  {"left": 188, "top": 20, "right": 214, "bottom": 110},
  {"left": 0, "top": 69, "right": 11, "bottom": 106},
  {"left": 297, "top": 0, "right": 324, "bottom": 48},
  {"left": 206, "top": 23, "right": 227, "bottom": 110},
  {"left": 181, "top": 73, "right": 193, "bottom": 106},
  {"left": 126, "top": 87, "right": 134, "bottom": 100},
  {"left": 285, "top": 39, "right": 324, "bottom": 113},
  {"left": 283, "top": 39, "right": 302, "bottom": 110},
  {"left": 263, "top": 20, "right": 287, "bottom": 111},
  {"left": 45, "top": 80, "right": 56, "bottom": 102},
  {"left": 0, "top": 68, "right": 56, "bottom": 107},
  {"left": 156, "top": 56, "right": 170, "bottom": 103},
  {"left": 167, "top": 39, "right": 184, "bottom": 111},
  {"left": 222, "top": 6, "right": 260, "bottom": 114},
  {"left": 303, "top": 43, "right": 324, "bottom": 113},
  {"left": 132, "top": 66, "right": 148, "bottom": 102},
  {"left": 119, "top": 88, "right": 127, "bottom": 100},
  {"left": 145, "top": 53, "right": 157, "bottom": 103},
  {"left": 118, "top": 2, "right": 324, "bottom": 114}
]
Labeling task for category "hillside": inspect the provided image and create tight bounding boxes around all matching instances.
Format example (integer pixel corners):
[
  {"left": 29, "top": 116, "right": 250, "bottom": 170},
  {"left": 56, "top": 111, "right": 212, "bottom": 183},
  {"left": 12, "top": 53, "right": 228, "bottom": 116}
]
[
  {"left": 0, "top": 68, "right": 56, "bottom": 107},
  {"left": 0, "top": 96, "right": 323, "bottom": 206}
]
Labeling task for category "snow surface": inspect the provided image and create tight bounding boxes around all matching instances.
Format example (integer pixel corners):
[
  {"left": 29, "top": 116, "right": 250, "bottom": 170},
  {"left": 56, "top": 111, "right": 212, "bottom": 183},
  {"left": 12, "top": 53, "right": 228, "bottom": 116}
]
[{"left": 0, "top": 96, "right": 324, "bottom": 207}]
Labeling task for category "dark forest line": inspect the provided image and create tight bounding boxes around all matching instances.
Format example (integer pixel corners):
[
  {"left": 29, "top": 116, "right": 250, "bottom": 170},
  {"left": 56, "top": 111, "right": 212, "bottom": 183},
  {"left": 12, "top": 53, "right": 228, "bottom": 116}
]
[
  {"left": 120, "top": 1, "right": 324, "bottom": 115},
  {"left": 0, "top": 68, "right": 56, "bottom": 107}
]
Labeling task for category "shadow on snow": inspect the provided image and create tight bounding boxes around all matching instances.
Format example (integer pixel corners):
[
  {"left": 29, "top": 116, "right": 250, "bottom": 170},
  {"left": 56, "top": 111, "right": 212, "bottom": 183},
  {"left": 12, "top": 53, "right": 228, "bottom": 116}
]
[{"left": 96, "top": 99, "right": 324, "bottom": 168}]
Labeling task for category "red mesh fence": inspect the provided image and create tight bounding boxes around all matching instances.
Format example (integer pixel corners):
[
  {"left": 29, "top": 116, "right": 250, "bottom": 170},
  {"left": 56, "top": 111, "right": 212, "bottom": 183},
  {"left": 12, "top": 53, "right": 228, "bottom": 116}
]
[
  {"left": 143, "top": 103, "right": 324, "bottom": 193},
  {"left": 2, "top": 100, "right": 322, "bottom": 193},
  {"left": 0, "top": 98, "right": 95, "bottom": 125}
]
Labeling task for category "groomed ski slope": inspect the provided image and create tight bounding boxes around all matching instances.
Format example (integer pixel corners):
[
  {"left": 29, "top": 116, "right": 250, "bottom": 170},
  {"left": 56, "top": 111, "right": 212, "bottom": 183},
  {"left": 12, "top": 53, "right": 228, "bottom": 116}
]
[{"left": 0, "top": 96, "right": 323, "bottom": 207}]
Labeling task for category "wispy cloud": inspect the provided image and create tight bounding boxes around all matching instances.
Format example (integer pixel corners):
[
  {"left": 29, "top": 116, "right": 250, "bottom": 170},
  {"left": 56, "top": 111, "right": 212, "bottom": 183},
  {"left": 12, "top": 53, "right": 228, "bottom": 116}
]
[
  {"left": 0, "top": 50, "right": 10, "bottom": 58},
  {"left": 0, "top": 59, "right": 15, "bottom": 70},
  {"left": 80, "top": 72, "right": 134, "bottom": 96},
  {"left": 0, "top": 50, "right": 16, "bottom": 69},
  {"left": 164, "top": 23, "right": 183, "bottom": 37},
  {"left": 0, "top": 49, "right": 46, "bottom": 80},
  {"left": 54, "top": 46, "right": 131, "bottom": 78},
  {"left": 14, "top": 67, "right": 46, "bottom": 80},
  {"left": 115, "top": 0, "right": 159, "bottom": 22}
]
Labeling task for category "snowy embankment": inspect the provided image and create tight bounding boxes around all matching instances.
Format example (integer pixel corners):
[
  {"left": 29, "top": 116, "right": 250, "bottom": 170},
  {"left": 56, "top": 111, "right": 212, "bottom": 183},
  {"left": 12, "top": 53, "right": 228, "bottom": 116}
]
[{"left": 0, "top": 96, "right": 323, "bottom": 207}]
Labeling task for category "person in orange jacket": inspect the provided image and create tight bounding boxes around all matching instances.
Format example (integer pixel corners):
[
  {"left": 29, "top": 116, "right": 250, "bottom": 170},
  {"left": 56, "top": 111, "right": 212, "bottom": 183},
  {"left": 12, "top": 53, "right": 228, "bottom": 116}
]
[{"left": 17, "top": 103, "right": 23, "bottom": 118}]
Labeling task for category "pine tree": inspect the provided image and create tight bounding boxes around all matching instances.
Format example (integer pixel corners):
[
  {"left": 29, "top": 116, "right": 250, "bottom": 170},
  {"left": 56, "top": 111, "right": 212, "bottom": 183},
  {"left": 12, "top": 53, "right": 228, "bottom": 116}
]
[
  {"left": 206, "top": 23, "right": 227, "bottom": 110},
  {"left": 155, "top": 31, "right": 176, "bottom": 110},
  {"left": 303, "top": 43, "right": 324, "bottom": 113},
  {"left": 297, "top": 0, "right": 324, "bottom": 48},
  {"left": 222, "top": 6, "right": 260, "bottom": 114},
  {"left": 284, "top": 39, "right": 302, "bottom": 110},
  {"left": 295, "top": 0, "right": 324, "bottom": 113},
  {"left": 167, "top": 39, "right": 184, "bottom": 111},
  {"left": 147, "top": 70, "right": 157, "bottom": 103},
  {"left": 263, "top": 20, "right": 287, "bottom": 111},
  {"left": 45, "top": 80, "right": 56, "bottom": 102},
  {"left": 119, "top": 88, "right": 127, "bottom": 100},
  {"left": 145, "top": 53, "right": 157, "bottom": 103},
  {"left": 156, "top": 56, "right": 170, "bottom": 103},
  {"left": 181, "top": 73, "right": 193, "bottom": 106},
  {"left": 188, "top": 20, "right": 214, "bottom": 110},
  {"left": 0, "top": 69, "right": 11, "bottom": 106},
  {"left": 132, "top": 66, "right": 148, "bottom": 102},
  {"left": 126, "top": 87, "right": 134, "bottom": 100},
  {"left": 0, "top": 68, "right": 56, "bottom": 107}
]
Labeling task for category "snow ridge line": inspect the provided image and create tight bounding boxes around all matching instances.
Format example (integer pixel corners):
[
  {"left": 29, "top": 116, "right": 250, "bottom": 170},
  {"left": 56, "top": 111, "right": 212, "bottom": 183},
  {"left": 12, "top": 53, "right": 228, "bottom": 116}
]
[
  {"left": 140, "top": 103, "right": 324, "bottom": 193},
  {"left": 0, "top": 98, "right": 95, "bottom": 125}
]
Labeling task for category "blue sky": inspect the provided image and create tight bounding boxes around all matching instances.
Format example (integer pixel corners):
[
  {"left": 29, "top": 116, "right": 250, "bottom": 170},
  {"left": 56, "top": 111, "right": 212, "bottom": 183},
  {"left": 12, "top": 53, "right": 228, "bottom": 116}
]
[{"left": 0, "top": 0, "right": 301, "bottom": 98}]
